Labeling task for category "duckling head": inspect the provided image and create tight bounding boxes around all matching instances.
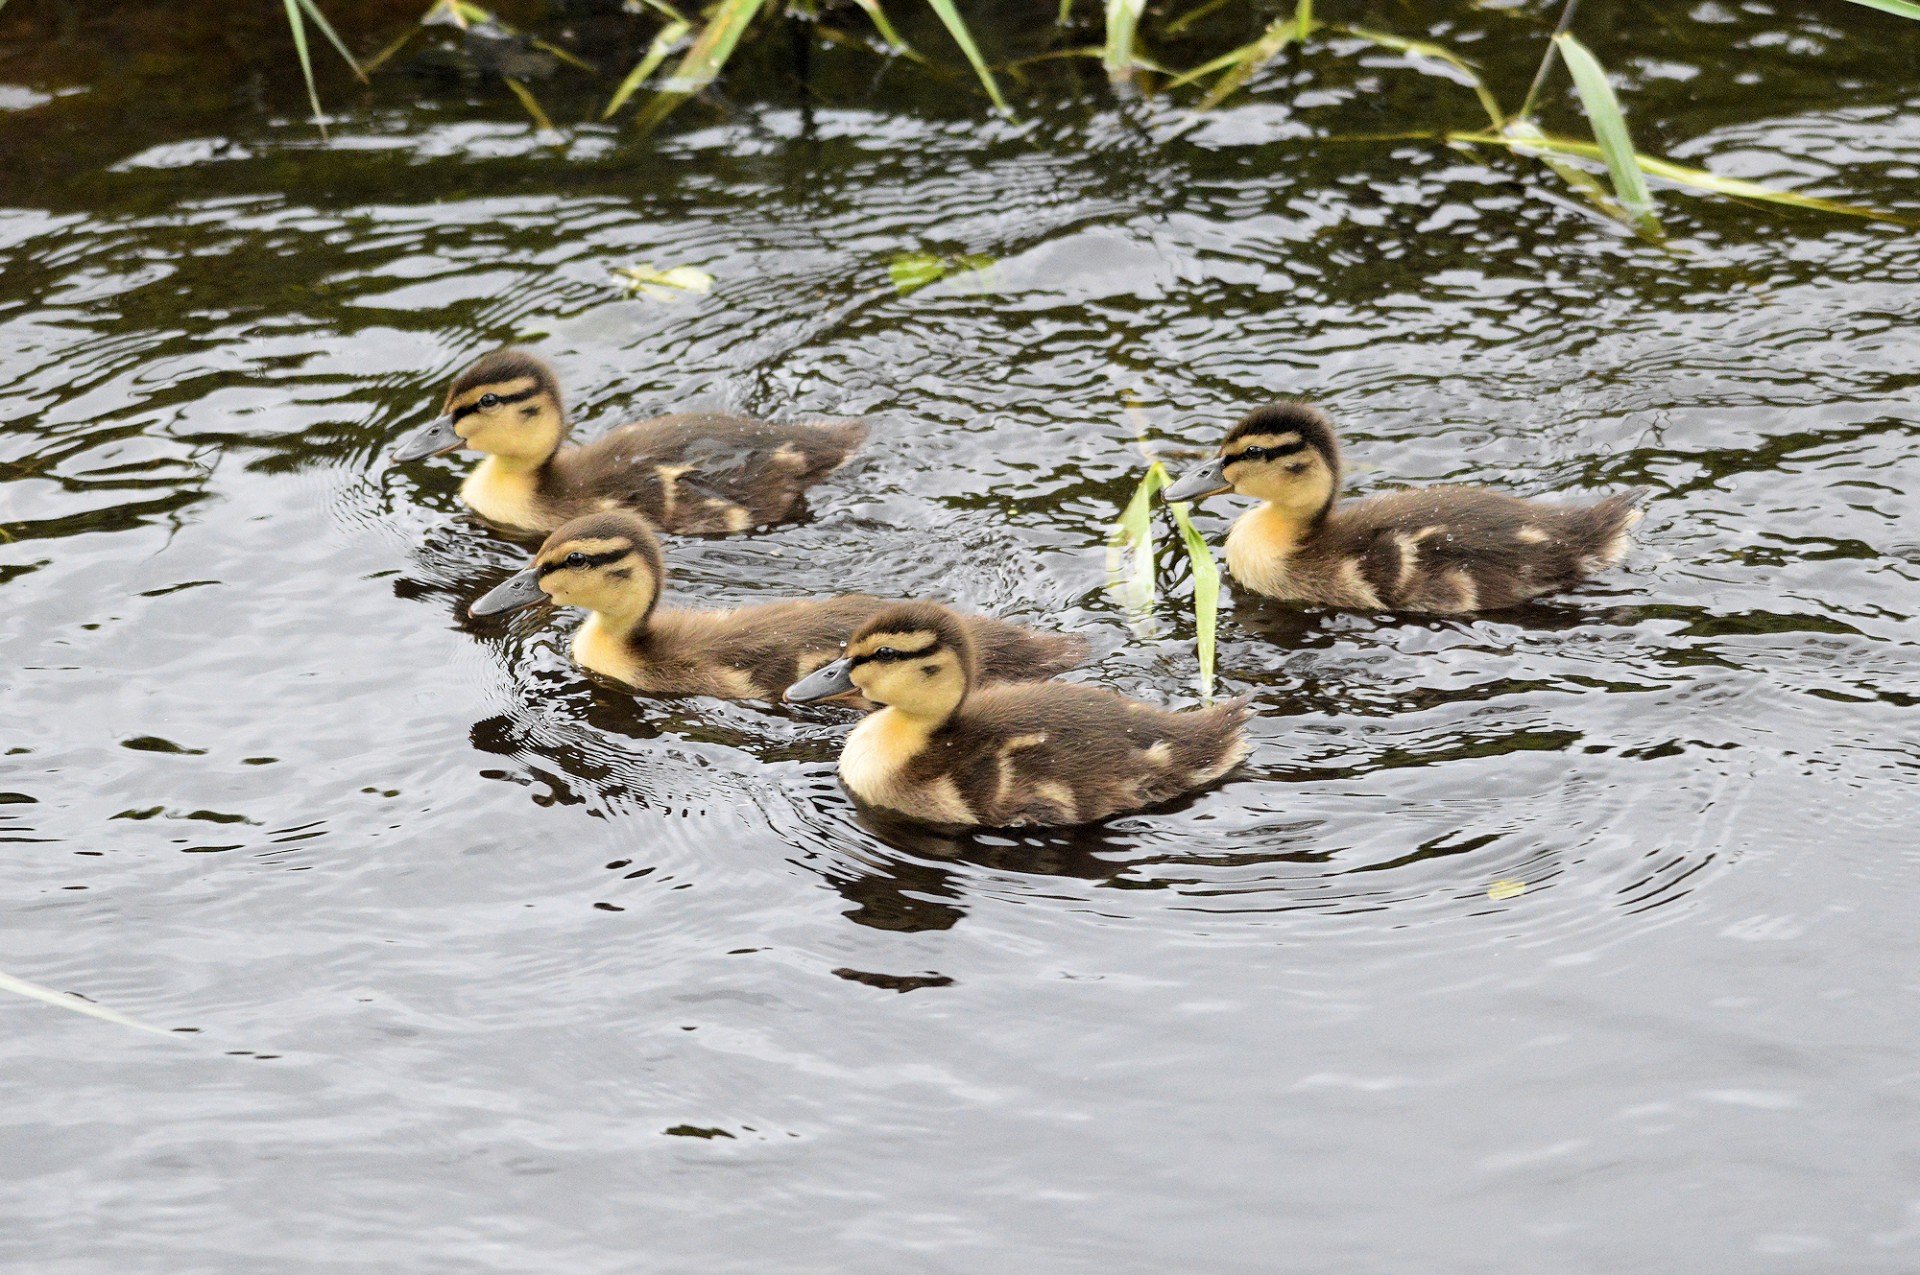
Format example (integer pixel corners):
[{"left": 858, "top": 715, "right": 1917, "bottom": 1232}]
[
  {"left": 1163, "top": 402, "right": 1342, "bottom": 523},
  {"left": 392, "top": 348, "right": 569, "bottom": 466},
  {"left": 469, "top": 510, "right": 664, "bottom": 624},
  {"left": 786, "top": 602, "right": 977, "bottom": 718}
]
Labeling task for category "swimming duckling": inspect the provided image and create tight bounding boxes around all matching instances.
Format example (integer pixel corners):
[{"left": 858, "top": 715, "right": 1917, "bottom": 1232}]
[
  {"left": 786, "top": 603, "right": 1250, "bottom": 828},
  {"left": 469, "top": 511, "right": 1088, "bottom": 700},
  {"left": 1162, "top": 403, "right": 1647, "bottom": 613},
  {"left": 391, "top": 348, "right": 867, "bottom": 535}
]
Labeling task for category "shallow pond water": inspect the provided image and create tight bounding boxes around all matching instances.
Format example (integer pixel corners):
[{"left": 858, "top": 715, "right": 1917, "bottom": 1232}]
[{"left": 3, "top": 4, "right": 1919, "bottom": 1269}]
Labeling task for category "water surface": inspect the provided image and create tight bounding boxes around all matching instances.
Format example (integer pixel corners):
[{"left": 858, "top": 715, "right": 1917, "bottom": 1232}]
[{"left": 3, "top": 6, "right": 1919, "bottom": 1269}]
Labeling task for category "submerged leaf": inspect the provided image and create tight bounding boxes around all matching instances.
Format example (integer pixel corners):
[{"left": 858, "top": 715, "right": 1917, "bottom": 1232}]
[
  {"left": 1487, "top": 878, "right": 1527, "bottom": 901},
  {"left": 503, "top": 76, "right": 561, "bottom": 136},
  {"left": 1553, "top": 33, "right": 1657, "bottom": 233},
  {"left": 0, "top": 969, "right": 174, "bottom": 1036},
  {"left": 611, "top": 264, "right": 716, "bottom": 300},
  {"left": 886, "top": 251, "right": 994, "bottom": 296}
]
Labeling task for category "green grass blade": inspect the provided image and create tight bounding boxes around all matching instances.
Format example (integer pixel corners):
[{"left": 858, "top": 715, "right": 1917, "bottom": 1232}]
[
  {"left": 1338, "top": 24, "right": 1501, "bottom": 128},
  {"left": 1453, "top": 130, "right": 1911, "bottom": 224},
  {"left": 503, "top": 76, "right": 561, "bottom": 135},
  {"left": 849, "top": 0, "right": 918, "bottom": 57},
  {"left": 1837, "top": 0, "right": 1920, "bottom": 17},
  {"left": 281, "top": 0, "right": 329, "bottom": 138},
  {"left": 294, "top": 0, "right": 367, "bottom": 81},
  {"left": 604, "top": 19, "right": 690, "bottom": 118},
  {"left": 920, "top": 0, "right": 1011, "bottom": 115},
  {"left": 1188, "top": 14, "right": 1297, "bottom": 111},
  {"left": 1166, "top": 494, "right": 1220, "bottom": 703},
  {"left": 1107, "top": 465, "right": 1167, "bottom": 613},
  {"left": 1164, "top": 0, "right": 1236, "bottom": 37},
  {"left": 0, "top": 969, "right": 174, "bottom": 1037},
  {"left": 1553, "top": 33, "right": 1657, "bottom": 230},
  {"left": 1103, "top": 0, "right": 1147, "bottom": 78},
  {"left": 634, "top": 0, "right": 775, "bottom": 131},
  {"left": 530, "top": 39, "right": 600, "bottom": 74},
  {"left": 361, "top": 25, "right": 422, "bottom": 74}
]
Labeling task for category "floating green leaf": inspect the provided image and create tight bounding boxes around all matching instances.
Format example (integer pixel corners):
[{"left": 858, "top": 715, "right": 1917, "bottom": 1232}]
[
  {"left": 1103, "top": 0, "right": 1148, "bottom": 79},
  {"left": 1166, "top": 492, "right": 1220, "bottom": 702},
  {"left": 605, "top": 18, "right": 691, "bottom": 118},
  {"left": 611, "top": 264, "right": 716, "bottom": 300},
  {"left": 1554, "top": 33, "right": 1658, "bottom": 233},
  {"left": 886, "top": 251, "right": 995, "bottom": 296},
  {"left": 920, "top": 0, "right": 1010, "bottom": 115},
  {"left": 0, "top": 968, "right": 174, "bottom": 1037}
]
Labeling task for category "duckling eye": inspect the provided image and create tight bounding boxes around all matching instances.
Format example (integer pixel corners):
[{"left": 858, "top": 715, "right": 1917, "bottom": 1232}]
[
  {"left": 874, "top": 646, "right": 899, "bottom": 661},
  {"left": 564, "top": 552, "right": 587, "bottom": 569},
  {"left": 479, "top": 393, "right": 501, "bottom": 409}
]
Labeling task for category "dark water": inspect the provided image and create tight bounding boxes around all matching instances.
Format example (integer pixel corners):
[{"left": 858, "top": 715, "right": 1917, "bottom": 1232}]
[{"left": 4, "top": 5, "right": 1919, "bottom": 1269}]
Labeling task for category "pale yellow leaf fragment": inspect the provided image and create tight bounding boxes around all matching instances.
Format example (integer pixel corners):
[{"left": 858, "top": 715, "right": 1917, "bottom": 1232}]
[{"left": 1488, "top": 878, "right": 1527, "bottom": 901}]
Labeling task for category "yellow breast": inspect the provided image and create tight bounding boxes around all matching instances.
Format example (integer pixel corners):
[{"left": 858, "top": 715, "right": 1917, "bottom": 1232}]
[
  {"left": 839, "top": 710, "right": 972, "bottom": 823},
  {"left": 1225, "top": 503, "right": 1306, "bottom": 599},
  {"left": 571, "top": 615, "right": 643, "bottom": 685},
  {"left": 461, "top": 458, "right": 547, "bottom": 531}
]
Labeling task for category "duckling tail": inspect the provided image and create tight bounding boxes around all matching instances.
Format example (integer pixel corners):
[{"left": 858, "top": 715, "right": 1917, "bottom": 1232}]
[
  {"left": 1188, "top": 695, "right": 1255, "bottom": 785},
  {"left": 1580, "top": 488, "right": 1651, "bottom": 572}
]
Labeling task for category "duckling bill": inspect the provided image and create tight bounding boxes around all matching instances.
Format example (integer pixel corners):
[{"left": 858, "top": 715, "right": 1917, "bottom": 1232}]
[
  {"left": 1164, "top": 402, "right": 1647, "bottom": 614},
  {"left": 471, "top": 510, "right": 1087, "bottom": 701},
  {"left": 787, "top": 602, "right": 1250, "bottom": 828},
  {"left": 393, "top": 348, "right": 867, "bottom": 535}
]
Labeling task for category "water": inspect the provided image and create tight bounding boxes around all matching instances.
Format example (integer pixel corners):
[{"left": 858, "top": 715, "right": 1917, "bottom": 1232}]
[{"left": 3, "top": 5, "right": 1919, "bottom": 1268}]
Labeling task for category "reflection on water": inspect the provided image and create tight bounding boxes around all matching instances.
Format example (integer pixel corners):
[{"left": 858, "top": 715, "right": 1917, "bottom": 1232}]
[{"left": 3, "top": 6, "right": 1920, "bottom": 1269}]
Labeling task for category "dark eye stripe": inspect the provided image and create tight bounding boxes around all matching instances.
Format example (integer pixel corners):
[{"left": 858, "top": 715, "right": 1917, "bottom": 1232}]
[
  {"left": 452, "top": 386, "right": 541, "bottom": 423},
  {"left": 850, "top": 641, "right": 939, "bottom": 668},
  {"left": 1227, "top": 440, "right": 1308, "bottom": 464},
  {"left": 538, "top": 548, "right": 631, "bottom": 576}
]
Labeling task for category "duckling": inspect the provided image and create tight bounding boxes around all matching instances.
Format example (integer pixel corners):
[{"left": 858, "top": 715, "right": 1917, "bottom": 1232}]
[
  {"left": 1162, "top": 403, "right": 1647, "bottom": 613},
  {"left": 391, "top": 348, "right": 867, "bottom": 535},
  {"left": 786, "top": 602, "right": 1250, "bottom": 828},
  {"left": 469, "top": 511, "right": 1088, "bottom": 700}
]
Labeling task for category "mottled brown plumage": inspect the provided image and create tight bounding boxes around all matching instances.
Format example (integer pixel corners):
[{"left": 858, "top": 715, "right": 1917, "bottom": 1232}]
[
  {"left": 787, "top": 603, "right": 1251, "bottom": 828},
  {"left": 470, "top": 512, "right": 1087, "bottom": 701},
  {"left": 394, "top": 348, "right": 867, "bottom": 535},
  {"left": 1165, "top": 402, "right": 1647, "bottom": 614}
]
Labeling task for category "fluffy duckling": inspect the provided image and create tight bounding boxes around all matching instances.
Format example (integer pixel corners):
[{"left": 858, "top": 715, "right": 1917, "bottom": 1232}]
[
  {"left": 392, "top": 348, "right": 867, "bottom": 535},
  {"left": 469, "top": 511, "right": 1087, "bottom": 700},
  {"left": 1163, "top": 403, "right": 1647, "bottom": 613},
  {"left": 786, "top": 603, "right": 1250, "bottom": 828}
]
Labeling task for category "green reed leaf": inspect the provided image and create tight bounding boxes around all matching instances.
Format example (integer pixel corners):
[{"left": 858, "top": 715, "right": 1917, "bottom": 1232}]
[
  {"left": 1107, "top": 464, "right": 1167, "bottom": 613},
  {"left": 887, "top": 251, "right": 995, "bottom": 295},
  {"left": 1337, "top": 24, "right": 1500, "bottom": 128},
  {"left": 605, "top": 19, "right": 691, "bottom": 117},
  {"left": 503, "top": 77, "right": 561, "bottom": 136},
  {"left": 1186, "top": 9, "right": 1301, "bottom": 111},
  {"left": 0, "top": 969, "right": 174, "bottom": 1037},
  {"left": 1103, "top": 0, "right": 1148, "bottom": 79},
  {"left": 1453, "top": 130, "right": 1912, "bottom": 224},
  {"left": 295, "top": 0, "right": 368, "bottom": 82},
  {"left": 849, "top": 0, "right": 918, "bottom": 58},
  {"left": 281, "top": 0, "right": 329, "bottom": 137},
  {"left": 1836, "top": 0, "right": 1920, "bottom": 17},
  {"left": 1554, "top": 33, "right": 1657, "bottom": 232},
  {"left": 1166, "top": 490, "right": 1220, "bottom": 703},
  {"left": 920, "top": 0, "right": 1011, "bottom": 115},
  {"left": 634, "top": 0, "right": 775, "bottom": 131}
]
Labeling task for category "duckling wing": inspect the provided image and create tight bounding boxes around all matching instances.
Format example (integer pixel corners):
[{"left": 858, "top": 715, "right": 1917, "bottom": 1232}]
[
  {"left": 941, "top": 687, "right": 1250, "bottom": 826},
  {"left": 1330, "top": 488, "right": 1637, "bottom": 611},
  {"left": 570, "top": 413, "right": 868, "bottom": 534}
]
